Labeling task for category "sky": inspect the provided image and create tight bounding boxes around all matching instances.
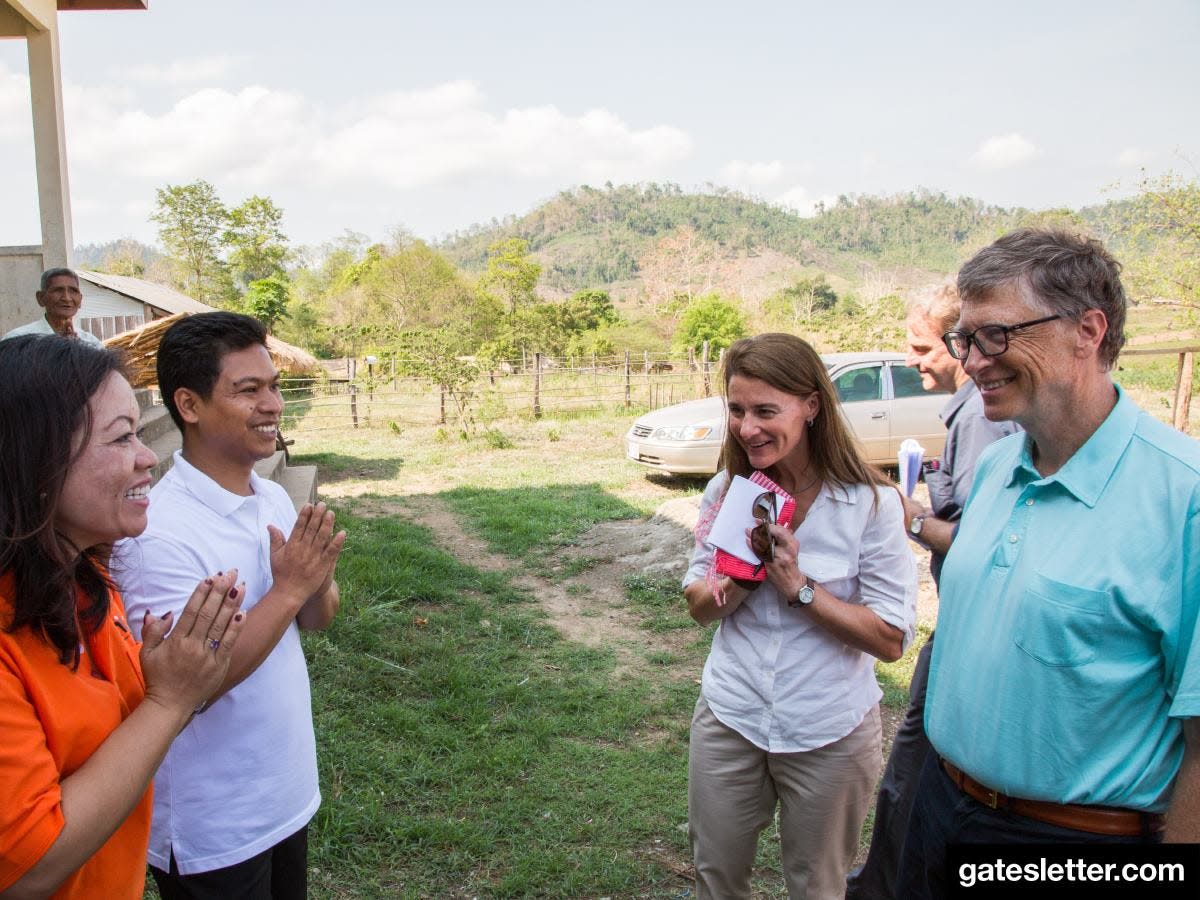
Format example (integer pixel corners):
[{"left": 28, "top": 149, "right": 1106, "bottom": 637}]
[{"left": 0, "top": 0, "right": 1197, "bottom": 252}]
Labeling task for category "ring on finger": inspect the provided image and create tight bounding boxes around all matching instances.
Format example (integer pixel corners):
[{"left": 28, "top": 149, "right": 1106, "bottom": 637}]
[{"left": 208, "top": 638, "right": 220, "bottom": 651}]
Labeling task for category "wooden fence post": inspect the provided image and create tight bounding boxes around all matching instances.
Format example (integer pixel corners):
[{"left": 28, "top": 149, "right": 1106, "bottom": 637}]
[
  {"left": 624, "top": 351, "right": 631, "bottom": 408},
  {"left": 439, "top": 387, "right": 446, "bottom": 425},
  {"left": 1174, "top": 351, "right": 1194, "bottom": 433},
  {"left": 349, "top": 385, "right": 358, "bottom": 429},
  {"left": 702, "top": 341, "right": 711, "bottom": 397},
  {"left": 533, "top": 352, "right": 542, "bottom": 419}
]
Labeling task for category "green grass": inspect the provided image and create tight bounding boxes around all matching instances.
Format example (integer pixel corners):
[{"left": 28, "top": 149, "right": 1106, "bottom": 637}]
[
  {"left": 305, "top": 511, "right": 700, "bottom": 898},
  {"left": 441, "top": 484, "right": 644, "bottom": 565},
  {"left": 623, "top": 572, "right": 700, "bottom": 634}
]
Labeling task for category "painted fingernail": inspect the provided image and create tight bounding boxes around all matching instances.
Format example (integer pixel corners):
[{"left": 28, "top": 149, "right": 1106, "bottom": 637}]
[
  {"left": 204, "top": 577, "right": 214, "bottom": 586},
  {"left": 234, "top": 612, "right": 245, "bottom": 622},
  {"left": 217, "top": 571, "right": 223, "bottom": 576},
  {"left": 229, "top": 586, "right": 239, "bottom": 599}
]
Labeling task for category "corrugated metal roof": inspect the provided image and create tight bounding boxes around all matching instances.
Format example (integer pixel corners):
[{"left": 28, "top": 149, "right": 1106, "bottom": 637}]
[{"left": 76, "top": 270, "right": 219, "bottom": 316}]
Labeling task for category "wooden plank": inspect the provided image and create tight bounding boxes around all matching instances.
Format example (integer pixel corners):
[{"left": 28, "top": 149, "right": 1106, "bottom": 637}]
[{"left": 1121, "top": 345, "right": 1200, "bottom": 356}]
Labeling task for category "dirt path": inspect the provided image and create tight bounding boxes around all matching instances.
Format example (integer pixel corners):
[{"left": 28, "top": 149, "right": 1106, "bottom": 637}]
[{"left": 352, "top": 493, "right": 701, "bottom": 678}]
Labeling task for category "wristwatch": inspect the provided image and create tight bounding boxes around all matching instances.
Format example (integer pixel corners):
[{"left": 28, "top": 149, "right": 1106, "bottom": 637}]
[
  {"left": 909, "top": 514, "right": 927, "bottom": 537},
  {"left": 789, "top": 574, "right": 815, "bottom": 607}
]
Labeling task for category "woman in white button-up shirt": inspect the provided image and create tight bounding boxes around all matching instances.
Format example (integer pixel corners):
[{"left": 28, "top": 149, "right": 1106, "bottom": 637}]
[{"left": 683, "top": 333, "right": 917, "bottom": 900}]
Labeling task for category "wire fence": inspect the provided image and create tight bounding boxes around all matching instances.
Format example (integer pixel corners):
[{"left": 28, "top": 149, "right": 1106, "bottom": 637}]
[{"left": 283, "top": 347, "right": 723, "bottom": 432}]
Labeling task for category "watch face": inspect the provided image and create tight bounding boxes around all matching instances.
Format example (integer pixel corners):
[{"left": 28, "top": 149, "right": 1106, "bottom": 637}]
[
  {"left": 910, "top": 515, "right": 924, "bottom": 535},
  {"left": 796, "top": 585, "right": 815, "bottom": 606}
]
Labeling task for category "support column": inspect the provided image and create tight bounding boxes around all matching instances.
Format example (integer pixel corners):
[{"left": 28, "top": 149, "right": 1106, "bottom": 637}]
[{"left": 26, "top": 20, "right": 73, "bottom": 268}]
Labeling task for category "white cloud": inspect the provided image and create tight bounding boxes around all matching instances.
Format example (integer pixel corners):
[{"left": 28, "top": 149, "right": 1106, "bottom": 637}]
[
  {"left": 775, "top": 184, "right": 836, "bottom": 217},
  {"left": 970, "top": 133, "right": 1042, "bottom": 170},
  {"left": 118, "top": 55, "right": 242, "bottom": 86},
  {"left": 61, "top": 77, "right": 692, "bottom": 192},
  {"left": 720, "top": 159, "right": 786, "bottom": 187},
  {"left": 1114, "top": 146, "right": 1154, "bottom": 167}
]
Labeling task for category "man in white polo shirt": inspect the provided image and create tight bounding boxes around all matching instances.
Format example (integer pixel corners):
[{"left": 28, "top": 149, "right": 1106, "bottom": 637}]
[
  {"left": 115, "top": 312, "right": 345, "bottom": 899},
  {"left": 2, "top": 267, "right": 103, "bottom": 347}
]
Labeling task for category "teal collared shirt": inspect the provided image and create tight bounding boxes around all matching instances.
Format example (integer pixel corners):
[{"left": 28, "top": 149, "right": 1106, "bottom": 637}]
[{"left": 927, "top": 385, "right": 1200, "bottom": 811}]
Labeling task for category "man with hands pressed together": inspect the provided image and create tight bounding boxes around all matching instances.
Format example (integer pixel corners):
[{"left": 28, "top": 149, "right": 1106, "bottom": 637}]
[{"left": 115, "top": 313, "right": 346, "bottom": 900}]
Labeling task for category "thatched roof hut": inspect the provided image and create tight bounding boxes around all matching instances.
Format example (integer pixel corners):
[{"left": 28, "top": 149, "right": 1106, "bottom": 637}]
[{"left": 104, "top": 313, "right": 320, "bottom": 389}]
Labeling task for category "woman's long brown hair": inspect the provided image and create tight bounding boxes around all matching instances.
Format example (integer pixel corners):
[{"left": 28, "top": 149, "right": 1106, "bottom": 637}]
[{"left": 0, "top": 336, "right": 124, "bottom": 667}]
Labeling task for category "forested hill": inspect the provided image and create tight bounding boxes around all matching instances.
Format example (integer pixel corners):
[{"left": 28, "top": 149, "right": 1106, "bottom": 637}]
[{"left": 437, "top": 183, "right": 1030, "bottom": 296}]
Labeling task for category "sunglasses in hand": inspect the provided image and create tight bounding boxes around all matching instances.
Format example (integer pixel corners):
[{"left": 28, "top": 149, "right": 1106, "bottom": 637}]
[{"left": 750, "top": 490, "right": 776, "bottom": 565}]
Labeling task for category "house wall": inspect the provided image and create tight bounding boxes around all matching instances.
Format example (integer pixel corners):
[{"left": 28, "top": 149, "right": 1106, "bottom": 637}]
[
  {"left": 0, "top": 246, "right": 46, "bottom": 334},
  {"left": 77, "top": 282, "right": 145, "bottom": 340}
]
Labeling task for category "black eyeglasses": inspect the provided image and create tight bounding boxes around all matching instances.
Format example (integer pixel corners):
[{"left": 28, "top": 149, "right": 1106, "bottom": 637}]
[{"left": 942, "top": 315, "right": 1062, "bottom": 361}]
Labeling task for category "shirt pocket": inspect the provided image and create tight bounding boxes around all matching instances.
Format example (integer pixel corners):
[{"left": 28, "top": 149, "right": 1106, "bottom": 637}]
[
  {"left": 1013, "top": 573, "right": 1109, "bottom": 667},
  {"left": 797, "top": 552, "right": 851, "bottom": 597}
]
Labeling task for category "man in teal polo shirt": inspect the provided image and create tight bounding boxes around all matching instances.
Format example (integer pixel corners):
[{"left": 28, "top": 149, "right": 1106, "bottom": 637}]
[{"left": 899, "top": 228, "right": 1200, "bottom": 897}]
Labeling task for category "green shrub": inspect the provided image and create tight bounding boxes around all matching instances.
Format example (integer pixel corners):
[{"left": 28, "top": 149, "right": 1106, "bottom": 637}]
[{"left": 484, "top": 428, "right": 515, "bottom": 449}]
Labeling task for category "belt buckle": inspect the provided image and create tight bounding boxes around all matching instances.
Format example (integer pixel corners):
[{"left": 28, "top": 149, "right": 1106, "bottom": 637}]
[{"left": 984, "top": 788, "right": 1000, "bottom": 809}]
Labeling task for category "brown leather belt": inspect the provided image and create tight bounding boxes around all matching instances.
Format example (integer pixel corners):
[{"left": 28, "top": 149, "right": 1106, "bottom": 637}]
[{"left": 941, "top": 759, "right": 1165, "bottom": 837}]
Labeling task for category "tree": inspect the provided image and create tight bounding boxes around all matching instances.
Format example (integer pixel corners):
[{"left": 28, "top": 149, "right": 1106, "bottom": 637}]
[
  {"left": 242, "top": 276, "right": 290, "bottom": 333},
  {"left": 674, "top": 293, "right": 748, "bottom": 354},
  {"left": 224, "top": 195, "right": 289, "bottom": 287},
  {"left": 638, "top": 226, "right": 720, "bottom": 313},
  {"left": 1118, "top": 171, "right": 1200, "bottom": 323},
  {"left": 151, "top": 181, "right": 231, "bottom": 305},
  {"left": 478, "top": 238, "right": 541, "bottom": 313},
  {"left": 763, "top": 274, "right": 838, "bottom": 328},
  {"left": 558, "top": 289, "right": 620, "bottom": 332}
]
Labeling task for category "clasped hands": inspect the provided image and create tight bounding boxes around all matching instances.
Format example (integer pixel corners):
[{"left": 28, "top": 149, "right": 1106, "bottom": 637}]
[
  {"left": 140, "top": 570, "right": 245, "bottom": 717},
  {"left": 267, "top": 501, "right": 347, "bottom": 606}
]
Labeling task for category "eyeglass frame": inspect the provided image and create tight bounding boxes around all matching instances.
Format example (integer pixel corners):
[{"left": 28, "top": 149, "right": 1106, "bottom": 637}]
[
  {"left": 941, "top": 314, "right": 1062, "bottom": 361},
  {"left": 750, "top": 490, "right": 777, "bottom": 566}
]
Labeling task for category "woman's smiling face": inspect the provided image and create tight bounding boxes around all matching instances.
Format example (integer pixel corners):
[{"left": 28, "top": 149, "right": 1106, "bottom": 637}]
[
  {"left": 725, "top": 374, "right": 819, "bottom": 471},
  {"left": 56, "top": 371, "right": 158, "bottom": 551}
]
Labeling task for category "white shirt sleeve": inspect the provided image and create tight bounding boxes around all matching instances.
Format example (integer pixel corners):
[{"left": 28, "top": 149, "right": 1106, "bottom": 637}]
[
  {"left": 853, "top": 486, "right": 918, "bottom": 652},
  {"left": 112, "top": 535, "right": 210, "bottom": 641},
  {"left": 683, "top": 474, "right": 726, "bottom": 589}
]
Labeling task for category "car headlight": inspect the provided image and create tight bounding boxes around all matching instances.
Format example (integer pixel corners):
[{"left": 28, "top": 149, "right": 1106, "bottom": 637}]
[{"left": 651, "top": 424, "right": 717, "bottom": 441}]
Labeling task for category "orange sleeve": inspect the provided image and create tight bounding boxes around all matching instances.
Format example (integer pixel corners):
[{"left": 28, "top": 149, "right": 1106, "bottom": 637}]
[{"left": 0, "top": 646, "right": 66, "bottom": 892}]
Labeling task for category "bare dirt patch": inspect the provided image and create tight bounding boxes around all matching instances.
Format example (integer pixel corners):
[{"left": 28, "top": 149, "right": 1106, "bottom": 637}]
[{"left": 352, "top": 493, "right": 701, "bottom": 678}]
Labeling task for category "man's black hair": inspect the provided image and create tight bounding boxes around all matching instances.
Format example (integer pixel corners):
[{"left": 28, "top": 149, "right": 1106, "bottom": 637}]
[{"left": 157, "top": 312, "right": 269, "bottom": 431}]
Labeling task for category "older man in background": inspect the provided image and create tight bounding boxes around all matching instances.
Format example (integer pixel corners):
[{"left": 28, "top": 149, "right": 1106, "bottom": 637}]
[
  {"left": 846, "top": 283, "right": 1017, "bottom": 900},
  {"left": 2, "top": 268, "right": 102, "bottom": 347},
  {"left": 899, "top": 228, "right": 1200, "bottom": 898}
]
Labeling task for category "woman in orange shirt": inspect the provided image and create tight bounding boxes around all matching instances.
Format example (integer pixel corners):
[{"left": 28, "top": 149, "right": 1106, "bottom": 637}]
[{"left": 0, "top": 335, "right": 246, "bottom": 900}]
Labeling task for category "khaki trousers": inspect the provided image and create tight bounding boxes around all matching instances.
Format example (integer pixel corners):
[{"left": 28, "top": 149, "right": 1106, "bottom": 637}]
[{"left": 688, "top": 697, "right": 882, "bottom": 900}]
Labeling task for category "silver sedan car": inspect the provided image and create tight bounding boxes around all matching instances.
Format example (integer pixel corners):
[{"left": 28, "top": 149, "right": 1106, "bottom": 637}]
[{"left": 624, "top": 352, "right": 949, "bottom": 475}]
